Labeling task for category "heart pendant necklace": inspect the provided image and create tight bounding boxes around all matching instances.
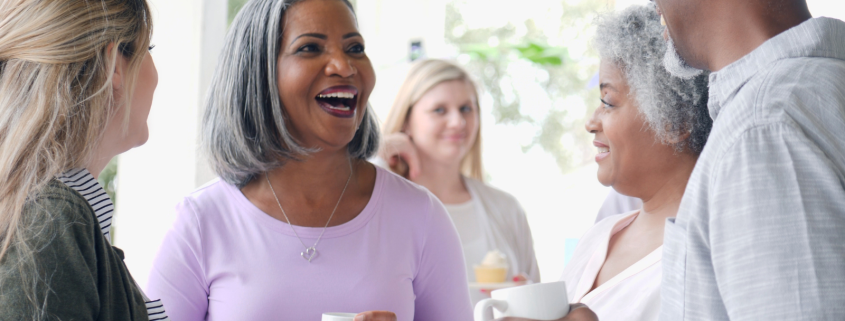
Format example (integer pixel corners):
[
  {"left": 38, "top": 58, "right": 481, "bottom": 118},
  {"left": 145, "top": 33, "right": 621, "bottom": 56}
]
[{"left": 266, "top": 157, "right": 353, "bottom": 263}]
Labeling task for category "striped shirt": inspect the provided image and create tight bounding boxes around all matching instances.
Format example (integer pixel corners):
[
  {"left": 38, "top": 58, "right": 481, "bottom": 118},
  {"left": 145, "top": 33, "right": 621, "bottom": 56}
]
[
  {"left": 660, "top": 17, "right": 845, "bottom": 321},
  {"left": 58, "top": 169, "right": 170, "bottom": 321}
]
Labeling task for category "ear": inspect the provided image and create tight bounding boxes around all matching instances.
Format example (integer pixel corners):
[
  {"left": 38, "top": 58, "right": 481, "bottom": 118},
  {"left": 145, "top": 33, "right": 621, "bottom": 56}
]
[
  {"left": 107, "top": 43, "right": 128, "bottom": 91},
  {"left": 665, "top": 129, "right": 691, "bottom": 145}
]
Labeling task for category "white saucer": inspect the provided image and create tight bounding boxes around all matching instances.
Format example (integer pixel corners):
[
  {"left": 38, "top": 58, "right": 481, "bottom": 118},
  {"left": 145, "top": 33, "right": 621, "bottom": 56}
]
[{"left": 468, "top": 281, "right": 520, "bottom": 290}]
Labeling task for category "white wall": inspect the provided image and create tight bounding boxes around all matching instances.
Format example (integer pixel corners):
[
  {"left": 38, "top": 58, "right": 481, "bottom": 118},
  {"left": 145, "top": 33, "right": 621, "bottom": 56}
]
[
  {"left": 356, "top": 0, "right": 451, "bottom": 120},
  {"left": 808, "top": 0, "right": 845, "bottom": 20},
  {"left": 114, "top": 0, "right": 226, "bottom": 288}
]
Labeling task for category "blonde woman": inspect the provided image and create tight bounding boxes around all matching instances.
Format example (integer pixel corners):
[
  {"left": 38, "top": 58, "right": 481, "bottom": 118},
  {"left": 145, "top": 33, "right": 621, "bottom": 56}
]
[
  {"left": 379, "top": 59, "right": 540, "bottom": 288},
  {"left": 0, "top": 0, "right": 168, "bottom": 320}
]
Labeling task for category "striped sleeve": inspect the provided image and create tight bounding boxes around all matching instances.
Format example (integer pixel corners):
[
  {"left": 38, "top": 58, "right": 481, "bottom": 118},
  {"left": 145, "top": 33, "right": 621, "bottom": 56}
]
[{"left": 59, "top": 168, "right": 171, "bottom": 321}]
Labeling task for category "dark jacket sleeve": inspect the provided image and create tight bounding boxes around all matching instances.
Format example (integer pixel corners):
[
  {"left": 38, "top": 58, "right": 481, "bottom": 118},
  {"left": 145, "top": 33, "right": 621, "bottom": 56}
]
[{"left": 0, "top": 183, "right": 101, "bottom": 320}]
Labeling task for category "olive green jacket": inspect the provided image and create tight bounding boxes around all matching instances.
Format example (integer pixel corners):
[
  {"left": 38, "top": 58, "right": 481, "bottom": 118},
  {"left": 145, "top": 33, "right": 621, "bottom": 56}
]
[{"left": 0, "top": 180, "right": 149, "bottom": 321}]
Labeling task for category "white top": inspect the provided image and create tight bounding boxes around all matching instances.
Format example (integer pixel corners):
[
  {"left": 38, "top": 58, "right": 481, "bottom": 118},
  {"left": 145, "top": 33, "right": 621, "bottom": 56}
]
[
  {"left": 443, "top": 200, "right": 487, "bottom": 282},
  {"left": 453, "top": 177, "right": 540, "bottom": 283},
  {"left": 560, "top": 211, "right": 661, "bottom": 321}
]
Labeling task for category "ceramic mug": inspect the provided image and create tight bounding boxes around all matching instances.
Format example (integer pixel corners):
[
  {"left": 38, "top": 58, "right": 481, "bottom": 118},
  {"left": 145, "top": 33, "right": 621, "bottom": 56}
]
[
  {"left": 473, "top": 281, "right": 569, "bottom": 321},
  {"left": 321, "top": 312, "right": 357, "bottom": 321}
]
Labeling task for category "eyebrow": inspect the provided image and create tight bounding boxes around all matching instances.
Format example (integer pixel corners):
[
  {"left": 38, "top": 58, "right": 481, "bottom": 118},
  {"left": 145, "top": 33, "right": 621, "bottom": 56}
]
[
  {"left": 292, "top": 33, "right": 327, "bottom": 43},
  {"left": 291, "top": 32, "right": 362, "bottom": 43},
  {"left": 599, "top": 83, "right": 617, "bottom": 91}
]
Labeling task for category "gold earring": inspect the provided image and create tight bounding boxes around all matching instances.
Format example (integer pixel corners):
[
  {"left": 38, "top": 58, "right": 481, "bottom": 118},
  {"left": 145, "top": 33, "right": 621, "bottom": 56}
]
[{"left": 660, "top": 15, "right": 666, "bottom": 26}]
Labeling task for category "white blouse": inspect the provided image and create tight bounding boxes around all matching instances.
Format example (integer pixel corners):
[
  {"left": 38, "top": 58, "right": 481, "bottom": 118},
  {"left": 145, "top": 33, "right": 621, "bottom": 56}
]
[
  {"left": 453, "top": 177, "right": 540, "bottom": 283},
  {"left": 559, "top": 210, "right": 661, "bottom": 321}
]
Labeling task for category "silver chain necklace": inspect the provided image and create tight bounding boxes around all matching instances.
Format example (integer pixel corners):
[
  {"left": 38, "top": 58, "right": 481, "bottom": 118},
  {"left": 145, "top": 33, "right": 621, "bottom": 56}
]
[{"left": 265, "top": 157, "right": 353, "bottom": 263}]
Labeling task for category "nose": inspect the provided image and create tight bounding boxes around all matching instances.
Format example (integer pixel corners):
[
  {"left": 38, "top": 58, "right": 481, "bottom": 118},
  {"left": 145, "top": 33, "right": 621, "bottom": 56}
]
[
  {"left": 585, "top": 106, "right": 602, "bottom": 134},
  {"left": 325, "top": 50, "right": 356, "bottom": 78},
  {"left": 447, "top": 110, "right": 466, "bottom": 128}
]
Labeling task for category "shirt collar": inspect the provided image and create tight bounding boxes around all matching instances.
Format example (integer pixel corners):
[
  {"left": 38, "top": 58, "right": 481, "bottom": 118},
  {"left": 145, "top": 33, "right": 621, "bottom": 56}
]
[
  {"left": 707, "top": 17, "right": 845, "bottom": 119},
  {"left": 57, "top": 168, "right": 115, "bottom": 243}
]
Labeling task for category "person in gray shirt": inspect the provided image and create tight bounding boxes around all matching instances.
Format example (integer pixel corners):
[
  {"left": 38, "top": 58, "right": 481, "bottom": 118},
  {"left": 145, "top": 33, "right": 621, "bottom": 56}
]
[{"left": 650, "top": 0, "right": 845, "bottom": 320}]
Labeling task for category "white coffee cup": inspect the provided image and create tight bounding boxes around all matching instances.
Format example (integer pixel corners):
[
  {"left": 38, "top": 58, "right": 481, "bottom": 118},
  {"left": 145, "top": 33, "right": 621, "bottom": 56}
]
[
  {"left": 321, "top": 312, "right": 357, "bottom": 321},
  {"left": 473, "top": 281, "right": 569, "bottom": 321}
]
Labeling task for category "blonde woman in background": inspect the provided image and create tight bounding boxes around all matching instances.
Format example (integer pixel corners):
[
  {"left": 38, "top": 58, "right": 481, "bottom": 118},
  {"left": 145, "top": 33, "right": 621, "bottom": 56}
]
[
  {"left": 379, "top": 59, "right": 540, "bottom": 289},
  {"left": 0, "top": 0, "right": 168, "bottom": 320}
]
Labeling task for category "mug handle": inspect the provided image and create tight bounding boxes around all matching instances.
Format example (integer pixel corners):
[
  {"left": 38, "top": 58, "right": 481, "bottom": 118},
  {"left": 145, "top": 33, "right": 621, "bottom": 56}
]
[{"left": 474, "top": 298, "right": 508, "bottom": 321}]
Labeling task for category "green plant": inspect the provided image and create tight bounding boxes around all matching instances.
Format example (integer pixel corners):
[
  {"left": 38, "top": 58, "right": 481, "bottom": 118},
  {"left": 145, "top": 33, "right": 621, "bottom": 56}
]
[
  {"left": 98, "top": 157, "right": 118, "bottom": 204},
  {"left": 446, "top": 0, "right": 608, "bottom": 172}
]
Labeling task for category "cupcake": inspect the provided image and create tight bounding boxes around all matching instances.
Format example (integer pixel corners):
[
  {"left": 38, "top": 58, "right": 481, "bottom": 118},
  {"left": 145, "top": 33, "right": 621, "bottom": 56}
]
[{"left": 474, "top": 250, "right": 509, "bottom": 283}]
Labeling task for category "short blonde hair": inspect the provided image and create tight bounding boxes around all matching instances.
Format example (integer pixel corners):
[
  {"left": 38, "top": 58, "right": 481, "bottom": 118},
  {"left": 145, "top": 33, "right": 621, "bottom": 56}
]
[{"left": 382, "top": 59, "right": 483, "bottom": 180}]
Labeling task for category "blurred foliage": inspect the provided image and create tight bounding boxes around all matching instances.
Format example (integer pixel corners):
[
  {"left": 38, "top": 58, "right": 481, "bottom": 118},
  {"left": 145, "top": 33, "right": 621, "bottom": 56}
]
[
  {"left": 98, "top": 157, "right": 118, "bottom": 204},
  {"left": 228, "top": 0, "right": 249, "bottom": 25},
  {"left": 446, "top": 0, "right": 608, "bottom": 173},
  {"left": 97, "top": 157, "right": 118, "bottom": 242}
]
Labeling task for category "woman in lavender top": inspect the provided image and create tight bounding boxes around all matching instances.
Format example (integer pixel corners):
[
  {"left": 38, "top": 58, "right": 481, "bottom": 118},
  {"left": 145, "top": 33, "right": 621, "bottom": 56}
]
[{"left": 145, "top": 0, "right": 472, "bottom": 320}]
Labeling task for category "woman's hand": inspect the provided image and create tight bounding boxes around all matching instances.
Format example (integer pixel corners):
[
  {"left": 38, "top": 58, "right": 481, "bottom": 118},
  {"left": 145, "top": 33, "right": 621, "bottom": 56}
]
[
  {"left": 378, "top": 133, "right": 421, "bottom": 179},
  {"left": 496, "top": 303, "right": 598, "bottom": 321},
  {"left": 354, "top": 311, "right": 397, "bottom": 321}
]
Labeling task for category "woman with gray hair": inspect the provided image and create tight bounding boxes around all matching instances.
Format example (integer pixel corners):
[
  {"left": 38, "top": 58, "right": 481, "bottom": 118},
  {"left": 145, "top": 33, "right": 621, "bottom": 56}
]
[
  {"left": 493, "top": 4, "right": 711, "bottom": 321},
  {"left": 145, "top": 0, "right": 472, "bottom": 320}
]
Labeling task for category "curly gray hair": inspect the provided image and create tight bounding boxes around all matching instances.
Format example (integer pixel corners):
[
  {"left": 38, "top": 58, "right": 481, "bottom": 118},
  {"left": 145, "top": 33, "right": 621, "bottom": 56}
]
[{"left": 593, "top": 4, "right": 711, "bottom": 154}]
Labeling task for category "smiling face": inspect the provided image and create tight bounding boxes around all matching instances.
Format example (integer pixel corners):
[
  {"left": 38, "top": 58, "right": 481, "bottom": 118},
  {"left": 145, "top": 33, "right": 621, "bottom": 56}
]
[
  {"left": 404, "top": 79, "right": 479, "bottom": 167},
  {"left": 276, "top": 0, "right": 375, "bottom": 151},
  {"left": 586, "top": 60, "right": 679, "bottom": 196}
]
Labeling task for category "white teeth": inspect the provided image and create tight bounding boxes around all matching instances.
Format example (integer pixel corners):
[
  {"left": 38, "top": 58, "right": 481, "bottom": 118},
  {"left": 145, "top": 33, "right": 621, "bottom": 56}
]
[
  {"left": 317, "top": 92, "right": 355, "bottom": 99},
  {"left": 328, "top": 105, "right": 351, "bottom": 111},
  {"left": 597, "top": 147, "right": 609, "bottom": 153}
]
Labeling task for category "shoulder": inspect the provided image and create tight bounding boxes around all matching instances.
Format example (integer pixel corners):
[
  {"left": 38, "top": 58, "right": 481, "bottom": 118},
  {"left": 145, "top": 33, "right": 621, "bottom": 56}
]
[
  {"left": 178, "top": 178, "right": 239, "bottom": 216},
  {"left": 372, "top": 166, "right": 454, "bottom": 232},
  {"left": 752, "top": 57, "right": 845, "bottom": 123},
  {"left": 374, "top": 165, "right": 442, "bottom": 210},
  {"left": 27, "top": 180, "right": 98, "bottom": 232},
  {"left": 166, "top": 178, "right": 246, "bottom": 238}
]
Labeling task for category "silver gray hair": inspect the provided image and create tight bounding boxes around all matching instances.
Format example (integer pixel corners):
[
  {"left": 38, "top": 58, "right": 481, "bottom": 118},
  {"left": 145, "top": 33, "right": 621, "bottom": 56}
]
[
  {"left": 203, "top": 0, "right": 378, "bottom": 187},
  {"left": 593, "top": 4, "right": 712, "bottom": 154}
]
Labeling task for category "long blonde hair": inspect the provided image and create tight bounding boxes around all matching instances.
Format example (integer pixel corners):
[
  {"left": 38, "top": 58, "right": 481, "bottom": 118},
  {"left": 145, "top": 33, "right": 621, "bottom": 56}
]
[
  {"left": 382, "top": 59, "right": 483, "bottom": 180},
  {"left": 0, "top": 0, "right": 152, "bottom": 315}
]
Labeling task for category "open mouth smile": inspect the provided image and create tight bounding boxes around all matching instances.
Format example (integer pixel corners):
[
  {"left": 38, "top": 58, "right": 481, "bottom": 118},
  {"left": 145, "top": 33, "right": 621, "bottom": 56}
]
[
  {"left": 315, "top": 86, "right": 358, "bottom": 118},
  {"left": 594, "top": 140, "right": 610, "bottom": 162}
]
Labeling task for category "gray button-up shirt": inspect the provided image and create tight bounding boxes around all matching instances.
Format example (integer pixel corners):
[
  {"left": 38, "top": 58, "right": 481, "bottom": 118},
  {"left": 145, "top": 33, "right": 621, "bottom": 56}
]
[{"left": 660, "top": 17, "right": 845, "bottom": 321}]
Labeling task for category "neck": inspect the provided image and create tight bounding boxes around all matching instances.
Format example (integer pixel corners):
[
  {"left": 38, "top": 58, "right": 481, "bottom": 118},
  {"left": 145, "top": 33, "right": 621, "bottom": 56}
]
[
  {"left": 411, "top": 155, "right": 467, "bottom": 204},
  {"left": 86, "top": 151, "right": 115, "bottom": 180},
  {"left": 637, "top": 154, "right": 697, "bottom": 225},
  {"left": 704, "top": 0, "right": 811, "bottom": 71},
  {"left": 266, "top": 149, "right": 353, "bottom": 197}
]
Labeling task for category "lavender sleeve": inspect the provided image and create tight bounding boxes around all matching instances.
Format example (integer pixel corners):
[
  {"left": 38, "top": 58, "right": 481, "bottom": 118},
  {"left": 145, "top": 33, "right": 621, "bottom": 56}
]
[
  {"left": 147, "top": 199, "right": 209, "bottom": 321},
  {"left": 412, "top": 194, "right": 473, "bottom": 321}
]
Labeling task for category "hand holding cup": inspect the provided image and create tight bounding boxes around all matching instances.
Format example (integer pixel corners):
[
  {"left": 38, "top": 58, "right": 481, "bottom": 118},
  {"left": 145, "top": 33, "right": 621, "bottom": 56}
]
[
  {"left": 322, "top": 311, "right": 396, "bottom": 321},
  {"left": 495, "top": 303, "right": 598, "bottom": 321}
]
